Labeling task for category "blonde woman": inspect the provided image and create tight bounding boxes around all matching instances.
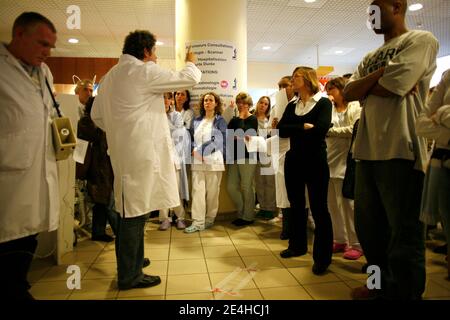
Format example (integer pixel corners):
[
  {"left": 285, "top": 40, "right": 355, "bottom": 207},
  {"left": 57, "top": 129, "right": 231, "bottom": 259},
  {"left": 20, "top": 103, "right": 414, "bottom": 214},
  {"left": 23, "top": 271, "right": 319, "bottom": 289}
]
[{"left": 277, "top": 66, "right": 333, "bottom": 275}]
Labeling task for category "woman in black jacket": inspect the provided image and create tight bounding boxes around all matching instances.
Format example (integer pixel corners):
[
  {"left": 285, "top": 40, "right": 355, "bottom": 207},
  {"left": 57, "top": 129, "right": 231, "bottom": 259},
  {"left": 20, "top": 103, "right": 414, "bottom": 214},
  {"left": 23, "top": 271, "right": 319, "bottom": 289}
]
[{"left": 276, "top": 66, "right": 333, "bottom": 275}]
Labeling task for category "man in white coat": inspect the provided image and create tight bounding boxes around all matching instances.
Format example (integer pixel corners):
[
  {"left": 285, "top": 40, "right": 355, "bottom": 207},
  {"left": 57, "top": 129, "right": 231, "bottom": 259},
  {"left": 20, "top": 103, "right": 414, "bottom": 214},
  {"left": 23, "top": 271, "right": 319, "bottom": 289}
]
[
  {"left": 91, "top": 30, "right": 201, "bottom": 290},
  {"left": 0, "top": 12, "right": 58, "bottom": 300}
]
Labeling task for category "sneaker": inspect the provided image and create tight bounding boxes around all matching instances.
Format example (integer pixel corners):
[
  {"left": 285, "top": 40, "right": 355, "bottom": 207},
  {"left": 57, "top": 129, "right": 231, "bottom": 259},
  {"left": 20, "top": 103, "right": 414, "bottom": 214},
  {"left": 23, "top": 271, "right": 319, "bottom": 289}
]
[
  {"left": 343, "top": 248, "right": 364, "bottom": 260},
  {"left": 158, "top": 219, "right": 171, "bottom": 231},
  {"left": 176, "top": 220, "right": 186, "bottom": 230},
  {"left": 184, "top": 225, "right": 204, "bottom": 233},
  {"left": 205, "top": 221, "right": 214, "bottom": 229},
  {"left": 333, "top": 242, "right": 348, "bottom": 253},
  {"left": 268, "top": 216, "right": 281, "bottom": 224}
]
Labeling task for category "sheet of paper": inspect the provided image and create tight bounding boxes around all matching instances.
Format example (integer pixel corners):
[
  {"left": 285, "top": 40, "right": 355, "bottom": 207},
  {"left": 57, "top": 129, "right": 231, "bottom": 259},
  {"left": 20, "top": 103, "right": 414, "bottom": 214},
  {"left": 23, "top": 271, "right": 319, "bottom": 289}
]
[
  {"left": 273, "top": 88, "right": 289, "bottom": 120},
  {"left": 73, "top": 138, "right": 89, "bottom": 164},
  {"left": 244, "top": 136, "right": 267, "bottom": 153}
]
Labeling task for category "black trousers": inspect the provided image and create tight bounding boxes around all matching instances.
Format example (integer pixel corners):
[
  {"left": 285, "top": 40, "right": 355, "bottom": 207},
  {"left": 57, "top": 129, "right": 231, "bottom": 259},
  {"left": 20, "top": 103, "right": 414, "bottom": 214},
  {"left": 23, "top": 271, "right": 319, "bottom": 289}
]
[
  {"left": 0, "top": 234, "right": 38, "bottom": 300},
  {"left": 284, "top": 153, "right": 333, "bottom": 266}
]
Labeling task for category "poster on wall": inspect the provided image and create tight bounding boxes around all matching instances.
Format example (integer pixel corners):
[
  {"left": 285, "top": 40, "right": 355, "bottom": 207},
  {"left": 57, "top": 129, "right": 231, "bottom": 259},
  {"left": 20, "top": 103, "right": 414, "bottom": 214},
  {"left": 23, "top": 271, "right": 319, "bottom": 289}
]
[{"left": 186, "top": 40, "right": 238, "bottom": 107}]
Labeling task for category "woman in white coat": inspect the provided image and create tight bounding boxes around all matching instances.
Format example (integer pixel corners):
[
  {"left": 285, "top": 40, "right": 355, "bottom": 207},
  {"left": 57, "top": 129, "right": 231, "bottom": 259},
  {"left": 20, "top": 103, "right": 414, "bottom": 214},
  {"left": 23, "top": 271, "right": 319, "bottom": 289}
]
[
  {"left": 416, "top": 69, "right": 450, "bottom": 278},
  {"left": 325, "top": 77, "right": 362, "bottom": 260},
  {"left": 91, "top": 31, "right": 201, "bottom": 290}
]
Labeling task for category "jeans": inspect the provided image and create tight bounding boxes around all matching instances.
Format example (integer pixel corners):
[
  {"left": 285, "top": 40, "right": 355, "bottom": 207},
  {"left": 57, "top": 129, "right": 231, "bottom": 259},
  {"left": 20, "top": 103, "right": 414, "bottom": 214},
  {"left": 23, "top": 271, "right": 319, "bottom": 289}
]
[
  {"left": 355, "top": 160, "right": 425, "bottom": 300},
  {"left": 115, "top": 213, "right": 149, "bottom": 289},
  {"left": 0, "top": 234, "right": 38, "bottom": 299},
  {"left": 227, "top": 163, "right": 257, "bottom": 221}
]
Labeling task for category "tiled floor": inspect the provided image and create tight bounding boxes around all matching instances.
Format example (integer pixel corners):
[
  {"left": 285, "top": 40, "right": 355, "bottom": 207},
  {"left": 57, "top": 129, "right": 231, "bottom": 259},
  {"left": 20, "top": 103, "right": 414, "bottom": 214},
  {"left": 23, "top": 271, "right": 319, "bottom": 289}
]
[{"left": 28, "top": 219, "right": 450, "bottom": 300}]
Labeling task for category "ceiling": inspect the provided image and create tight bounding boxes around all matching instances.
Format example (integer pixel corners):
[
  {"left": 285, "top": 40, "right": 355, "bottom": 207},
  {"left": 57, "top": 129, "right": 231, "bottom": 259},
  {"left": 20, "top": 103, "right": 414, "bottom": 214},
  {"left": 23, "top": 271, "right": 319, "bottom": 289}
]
[{"left": 0, "top": 0, "right": 448, "bottom": 70}]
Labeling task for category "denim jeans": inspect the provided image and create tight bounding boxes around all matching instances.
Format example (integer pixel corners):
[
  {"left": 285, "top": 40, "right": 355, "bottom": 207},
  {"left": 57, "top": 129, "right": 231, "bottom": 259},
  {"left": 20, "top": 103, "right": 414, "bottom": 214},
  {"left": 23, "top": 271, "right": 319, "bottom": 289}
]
[
  {"left": 115, "top": 213, "right": 149, "bottom": 289},
  {"left": 355, "top": 160, "right": 425, "bottom": 300}
]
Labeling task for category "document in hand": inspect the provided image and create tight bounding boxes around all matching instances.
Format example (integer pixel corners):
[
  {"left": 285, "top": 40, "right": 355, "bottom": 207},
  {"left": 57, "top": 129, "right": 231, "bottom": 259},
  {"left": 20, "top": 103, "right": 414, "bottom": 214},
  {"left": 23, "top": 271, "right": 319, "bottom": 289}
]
[
  {"left": 245, "top": 136, "right": 267, "bottom": 153},
  {"left": 273, "top": 88, "right": 289, "bottom": 120}
]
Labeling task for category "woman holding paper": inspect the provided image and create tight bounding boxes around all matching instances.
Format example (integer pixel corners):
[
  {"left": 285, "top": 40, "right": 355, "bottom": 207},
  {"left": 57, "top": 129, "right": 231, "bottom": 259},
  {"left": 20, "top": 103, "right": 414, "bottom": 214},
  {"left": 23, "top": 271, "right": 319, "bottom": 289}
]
[
  {"left": 227, "top": 92, "right": 258, "bottom": 226},
  {"left": 254, "top": 96, "right": 277, "bottom": 220},
  {"left": 277, "top": 66, "right": 333, "bottom": 275}
]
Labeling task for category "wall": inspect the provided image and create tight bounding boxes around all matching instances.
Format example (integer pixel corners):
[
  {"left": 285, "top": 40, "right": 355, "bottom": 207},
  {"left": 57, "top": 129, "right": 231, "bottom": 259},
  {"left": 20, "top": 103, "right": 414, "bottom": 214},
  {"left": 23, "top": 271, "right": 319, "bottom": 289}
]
[{"left": 247, "top": 61, "right": 357, "bottom": 89}]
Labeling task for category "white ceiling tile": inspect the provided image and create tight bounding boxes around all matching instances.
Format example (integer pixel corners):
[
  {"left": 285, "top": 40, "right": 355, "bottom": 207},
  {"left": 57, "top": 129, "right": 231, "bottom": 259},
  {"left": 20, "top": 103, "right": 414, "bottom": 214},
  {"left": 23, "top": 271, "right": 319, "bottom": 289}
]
[{"left": 0, "top": 0, "right": 447, "bottom": 65}]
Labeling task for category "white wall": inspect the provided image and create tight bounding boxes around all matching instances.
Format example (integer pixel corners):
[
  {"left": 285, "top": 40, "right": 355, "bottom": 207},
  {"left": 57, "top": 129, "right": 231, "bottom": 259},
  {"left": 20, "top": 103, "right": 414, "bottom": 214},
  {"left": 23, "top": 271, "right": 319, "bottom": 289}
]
[{"left": 247, "top": 61, "right": 357, "bottom": 89}]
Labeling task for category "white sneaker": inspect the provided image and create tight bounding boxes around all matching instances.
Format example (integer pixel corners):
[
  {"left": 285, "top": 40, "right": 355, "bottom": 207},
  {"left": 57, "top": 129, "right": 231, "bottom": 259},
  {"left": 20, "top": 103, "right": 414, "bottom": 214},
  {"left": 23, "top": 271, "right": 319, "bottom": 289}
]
[{"left": 184, "top": 225, "right": 204, "bottom": 233}]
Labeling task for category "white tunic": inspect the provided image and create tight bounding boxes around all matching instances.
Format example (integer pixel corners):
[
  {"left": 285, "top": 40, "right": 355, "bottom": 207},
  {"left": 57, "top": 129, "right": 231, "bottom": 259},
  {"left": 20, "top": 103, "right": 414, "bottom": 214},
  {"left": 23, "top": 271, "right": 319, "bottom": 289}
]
[
  {"left": 0, "top": 43, "right": 60, "bottom": 242},
  {"left": 91, "top": 54, "right": 201, "bottom": 217}
]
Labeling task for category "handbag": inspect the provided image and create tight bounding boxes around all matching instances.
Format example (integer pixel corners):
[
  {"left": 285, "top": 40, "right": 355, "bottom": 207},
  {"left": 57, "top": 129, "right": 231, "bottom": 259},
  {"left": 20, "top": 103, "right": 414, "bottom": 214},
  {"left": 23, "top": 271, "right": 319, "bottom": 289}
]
[{"left": 342, "top": 119, "right": 359, "bottom": 200}]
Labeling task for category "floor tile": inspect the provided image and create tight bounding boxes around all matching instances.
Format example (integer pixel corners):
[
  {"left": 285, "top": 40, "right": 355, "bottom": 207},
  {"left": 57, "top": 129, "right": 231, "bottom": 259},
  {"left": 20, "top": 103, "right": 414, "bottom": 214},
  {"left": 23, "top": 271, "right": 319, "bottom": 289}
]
[
  {"left": 206, "top": 257, "right": 246, "bottom": 273},
  {"left": 144, "top": 260, "right": 169, "bottom": 276},
  {"left": 213, "top": 288, "right": 263, "bottom": 300},
  {"left": 303, "top": 282, "right": 352, "bottom": 300},
  {"left": 170, "top": 247, "right": 204, "bottom": 260},
  {"left": 69, "top": 291, "right": 118, "bottom": 300},
  {"left": 242, "top": 255, "right": 284, "bottom": 270},
  {"left": 252, "top": 268, "right": 299, "bottom": 288},
  {"left": 84, "top": 263, "right": 117, "bottom": 280},
  {"left": 117, "top": 295, "right": 165, "bottom": 300},
  {"left": 288, "top": 266, "right": 341, "bottom": 285},
  {"left": 203, "top": 245, "right": 239, "bottom": 258},
  {"left": 170, "top": 237, "right": 202, "bottom": 248},
  {"left": 144, "top": 248, "right": 169, "bottom": 261},
  {"left": 145, "top": 229, "right": 171, "bottom": 239},
  {"left": 201, "top": 236, "right": 234, "bottom": 246},
  {"left": 171, "top": 228, "right": 201, "bottom": 239},
  {"left": 94, "top": 250, "right": 117, "bottom": 263},
  {"left": 144, "top": 238, "right": 170, "bottom": 249},
  {"left": 423, "top": 279, "right": 450, "bottom": 299},
  {"left": 235, "top": 243, "right": 272, "bottom": 256},
  {"left": 166, "top": 274, "right": 211, "bottom": 295},
  {"left": 30, "top": 281, "right": 72, "bottom": 300},
  {"left": 167, "top": 293, "right": 214, "bottom": 300},
  {"left": 168, "top": 259, "right": 207, "bottom": 275},
  {"left": 39, "top": 263, "right": 90, "bottom": 282},
  {"left": 77, "top": 278, "right": 117, "bottom": 293},
  {"left": 72, "top": 239, "right": 106, "bottom": 252},
  {"left": 209, "top": 271, "right": 257, "bottom": 291},
  {"left": 60, "top": 251, "right": 100, "bottom": 265}
]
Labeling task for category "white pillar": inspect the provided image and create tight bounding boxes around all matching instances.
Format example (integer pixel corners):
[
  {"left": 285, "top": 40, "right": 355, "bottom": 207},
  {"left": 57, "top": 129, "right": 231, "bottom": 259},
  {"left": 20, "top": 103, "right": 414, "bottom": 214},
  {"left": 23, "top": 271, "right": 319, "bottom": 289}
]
[
  {"left": 176, "top": 0, "right": 247, "bottom": 99},
  {"left": 176, "top": 0, "right": 247, "bottom": 214}
]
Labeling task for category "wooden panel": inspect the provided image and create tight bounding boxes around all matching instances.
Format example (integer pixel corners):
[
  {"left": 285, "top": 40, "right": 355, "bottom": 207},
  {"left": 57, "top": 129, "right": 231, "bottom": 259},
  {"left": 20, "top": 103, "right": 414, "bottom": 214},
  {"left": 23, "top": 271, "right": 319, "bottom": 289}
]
[{"left": 46, "top": 57, "right": 119, "bottom": 84}]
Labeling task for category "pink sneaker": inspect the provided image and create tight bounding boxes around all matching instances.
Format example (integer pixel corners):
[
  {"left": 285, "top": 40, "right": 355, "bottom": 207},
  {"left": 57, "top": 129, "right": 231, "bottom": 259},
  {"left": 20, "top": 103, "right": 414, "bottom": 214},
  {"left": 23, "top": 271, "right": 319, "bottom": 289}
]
[
  {"left": 158, "top": 219, "right": 171, "bottom": 231},
  {"left": 343, "top": 248, "right": 364, "bottom": 260},
  {"left": 333, "top": 242, "right": 348, "bottom": 253}
]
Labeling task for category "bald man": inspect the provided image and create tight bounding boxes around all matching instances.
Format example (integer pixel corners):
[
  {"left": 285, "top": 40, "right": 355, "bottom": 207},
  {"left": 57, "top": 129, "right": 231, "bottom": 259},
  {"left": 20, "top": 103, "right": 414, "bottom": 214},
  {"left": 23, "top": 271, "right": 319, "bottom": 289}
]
[
  {"left": 344, "top": 0, "right": 438, "bottom": 300},
  {"left": 0, "top": 12, "right": 58, "bottom": 300}
]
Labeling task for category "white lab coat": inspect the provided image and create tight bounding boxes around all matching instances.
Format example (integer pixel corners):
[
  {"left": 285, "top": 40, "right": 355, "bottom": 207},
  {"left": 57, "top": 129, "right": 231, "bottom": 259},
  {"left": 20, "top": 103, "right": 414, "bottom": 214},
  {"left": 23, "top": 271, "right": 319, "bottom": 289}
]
[
  {"left": 91, "top": 54, "right": 201, "bottom": 217},
  {"left": 0, "top": 43, "right": 59, "bottom": 243}
]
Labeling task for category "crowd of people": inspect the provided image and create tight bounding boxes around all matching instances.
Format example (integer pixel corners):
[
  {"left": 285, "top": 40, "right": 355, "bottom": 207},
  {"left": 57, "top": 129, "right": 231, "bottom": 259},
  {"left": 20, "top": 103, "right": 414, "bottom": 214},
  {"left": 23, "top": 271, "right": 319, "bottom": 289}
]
[{"left": 1, "top": 0, "right": 449, "bottom": 301}]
